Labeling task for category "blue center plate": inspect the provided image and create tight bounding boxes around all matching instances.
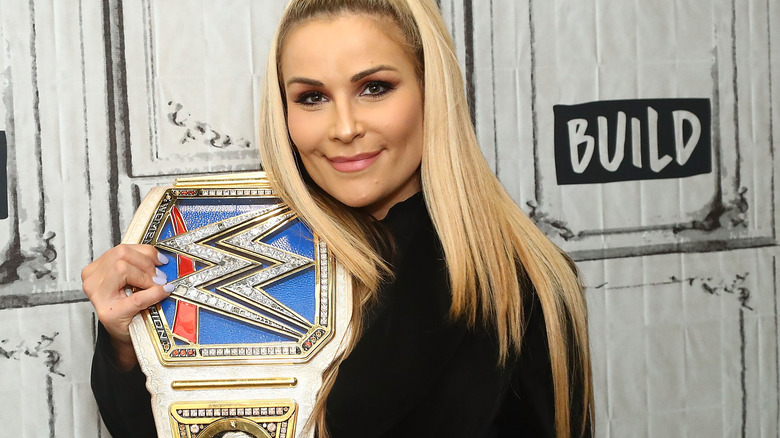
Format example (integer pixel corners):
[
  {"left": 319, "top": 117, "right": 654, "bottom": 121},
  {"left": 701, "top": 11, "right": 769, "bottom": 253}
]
[{"left": 139, "top": 187, "right": 333, "bottom": 365}]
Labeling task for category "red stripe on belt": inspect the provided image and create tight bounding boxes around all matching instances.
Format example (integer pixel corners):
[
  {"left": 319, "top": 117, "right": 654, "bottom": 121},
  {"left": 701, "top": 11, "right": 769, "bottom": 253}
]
[{"left": 170, "top": 205, "right": 198, "bottom": 344}]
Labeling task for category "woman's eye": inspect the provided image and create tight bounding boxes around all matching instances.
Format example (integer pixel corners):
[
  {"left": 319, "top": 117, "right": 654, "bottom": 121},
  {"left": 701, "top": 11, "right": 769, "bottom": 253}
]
[
  {"left": 361, "top": 81, "right": 393, "bottom": 97},
  {"left": 295, "top": 92, "right": 327, "bottom": 106}
]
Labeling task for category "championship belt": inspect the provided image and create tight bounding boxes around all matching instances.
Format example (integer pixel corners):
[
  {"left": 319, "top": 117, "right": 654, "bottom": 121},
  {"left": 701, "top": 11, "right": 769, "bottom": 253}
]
[{"left": 123, "top": 172, "right": 352, "bottom": 438}]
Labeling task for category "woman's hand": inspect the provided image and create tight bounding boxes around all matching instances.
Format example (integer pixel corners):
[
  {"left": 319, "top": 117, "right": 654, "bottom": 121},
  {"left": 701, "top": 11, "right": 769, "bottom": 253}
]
[{"left": 82, "top": 244, "right": 172, "bottom": 371}]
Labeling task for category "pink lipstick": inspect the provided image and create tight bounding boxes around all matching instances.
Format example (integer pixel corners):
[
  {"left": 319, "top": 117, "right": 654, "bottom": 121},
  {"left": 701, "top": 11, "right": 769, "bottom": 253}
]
[{"left": 328, "top": 151, "right": 381, "bottom": 172}]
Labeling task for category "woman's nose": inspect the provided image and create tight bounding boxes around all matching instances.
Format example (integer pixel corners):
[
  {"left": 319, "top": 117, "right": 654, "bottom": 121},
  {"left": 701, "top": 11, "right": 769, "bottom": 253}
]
[{"left": 329, "top": 101, "right": 365, "bottom": 143}]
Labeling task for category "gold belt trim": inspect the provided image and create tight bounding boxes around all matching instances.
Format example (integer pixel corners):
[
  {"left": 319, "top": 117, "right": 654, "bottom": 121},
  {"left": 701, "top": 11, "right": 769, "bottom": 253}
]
[{"left": 171, "top": 377, "right": 298, "bottom": 391}]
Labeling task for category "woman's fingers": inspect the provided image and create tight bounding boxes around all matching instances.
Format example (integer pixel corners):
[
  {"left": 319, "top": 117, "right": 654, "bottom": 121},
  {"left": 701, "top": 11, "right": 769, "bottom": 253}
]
[
  {"left": 105, "top": 285, "right": 171, "bottom": 324},
  {"left": 83, "top": 245, "right": 167, "bottom": 298},
  {"left": 81, "top": 244, "right": 172, "bottom": 369},
  {"left": 132, "top": 244, "right": 170, "bottom": 266},
  {"left": 99, "top": 285, "right": 172, "bottom": 367},
  {"left": 82, "top": 244, "right": 167, "bottom": 280},
  {"left": 83, "top": 261, "right": 159, "bottom": 305},
  {"left": 109, "top": 258, "right": 164, "bottom": 293},
  {"left": 82, "top": 243, "right": 173, "bottom": 334}
]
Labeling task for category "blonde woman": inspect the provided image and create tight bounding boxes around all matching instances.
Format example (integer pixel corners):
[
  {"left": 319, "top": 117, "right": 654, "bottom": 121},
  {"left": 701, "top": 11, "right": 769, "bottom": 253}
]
[{"left": 84, "top": 0, "right": 593, "bottom": 436}]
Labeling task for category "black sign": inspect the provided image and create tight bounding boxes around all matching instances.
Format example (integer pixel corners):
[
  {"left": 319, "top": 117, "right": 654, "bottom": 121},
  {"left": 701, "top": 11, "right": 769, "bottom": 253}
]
[
  {"left": 1, "top": 131, "right": 6, "bottom": 220},
  {"left": 554, "top": 99, "right": 711, "bottom": 185}
]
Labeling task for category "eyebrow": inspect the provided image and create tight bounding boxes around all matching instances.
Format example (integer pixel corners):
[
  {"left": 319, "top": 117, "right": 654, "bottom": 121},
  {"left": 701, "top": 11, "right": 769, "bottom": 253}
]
[
  {"left": 286, "top": 77, "right": 324, "bottom": 87},
  {"left": 350, "top": 65, "right": 397, "bottom": 82},
  {"left": 285, "top": 65, "right": 398, "bottom": 87}
]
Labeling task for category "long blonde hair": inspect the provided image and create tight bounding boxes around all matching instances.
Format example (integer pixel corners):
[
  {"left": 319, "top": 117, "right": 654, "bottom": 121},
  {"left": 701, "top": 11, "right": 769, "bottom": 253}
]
[{"left": 259, "top": 1, "right": 593, "bottom": 436}]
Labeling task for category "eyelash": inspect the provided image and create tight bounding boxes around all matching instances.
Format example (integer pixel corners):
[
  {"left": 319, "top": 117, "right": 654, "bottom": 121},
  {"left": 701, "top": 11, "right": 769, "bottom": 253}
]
[
  {"left": 293, "top": 81, "right": 395, "bottom": 107},
  {"left": 294, "top": 91, "right": 327, "bottom": 106},
  {"left": 360, "top": 81, "right": 394, "bottom": 97}
]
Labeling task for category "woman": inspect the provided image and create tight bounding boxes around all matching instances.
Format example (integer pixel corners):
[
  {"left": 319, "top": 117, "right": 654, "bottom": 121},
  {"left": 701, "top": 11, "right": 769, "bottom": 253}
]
[{"left": 84, "top": 0, "right": 593, "bottom": 436}]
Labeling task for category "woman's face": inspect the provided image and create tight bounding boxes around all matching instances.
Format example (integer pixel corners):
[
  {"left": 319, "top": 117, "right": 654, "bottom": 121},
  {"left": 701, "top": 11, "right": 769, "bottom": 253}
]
[{"left": 281, "top": 13, "right": 424, "bottom": 219}]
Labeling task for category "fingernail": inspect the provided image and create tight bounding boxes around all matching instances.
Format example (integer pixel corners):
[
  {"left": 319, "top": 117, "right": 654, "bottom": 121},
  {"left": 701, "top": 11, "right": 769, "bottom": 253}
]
[
  {"left": 163, "top": 283, "right": 174, "bottom": 293},
  {"left": 153, "top": 276, "right": 166, "bottom": 286},
  {"left": 155, "top": 268, "right": 167, "bottom": 281},
  {"left": 157, "top": 252, "right": 169, "bottom": 264}
]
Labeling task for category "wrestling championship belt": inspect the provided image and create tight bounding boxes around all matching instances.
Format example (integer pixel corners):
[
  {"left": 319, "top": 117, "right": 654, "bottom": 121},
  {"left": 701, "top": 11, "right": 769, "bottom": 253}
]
[{"left": 123, "top": 172, "right": 352, "bottom": 438}]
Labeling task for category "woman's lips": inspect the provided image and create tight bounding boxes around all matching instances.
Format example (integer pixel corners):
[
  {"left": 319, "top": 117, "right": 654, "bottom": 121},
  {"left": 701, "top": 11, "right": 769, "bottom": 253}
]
[{"left": 327, "top": 151, "right": 381, "bottom": 173}]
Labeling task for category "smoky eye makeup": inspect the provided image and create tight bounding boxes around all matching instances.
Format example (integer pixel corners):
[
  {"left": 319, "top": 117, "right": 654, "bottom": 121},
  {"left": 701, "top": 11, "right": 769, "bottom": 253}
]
[
  {"left": 293, "top": 90, "right": 328, "bottom": 106},
  {"left": 360, "top": 80, "right": 395, "bottom": 97}
]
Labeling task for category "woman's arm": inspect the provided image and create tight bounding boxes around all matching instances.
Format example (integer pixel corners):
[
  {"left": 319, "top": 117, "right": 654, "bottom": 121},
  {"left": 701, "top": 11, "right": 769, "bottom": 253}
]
[
  {"left": 493, "top": 293, "right": 556, "bottom": 437},
  {"left": 82, "top": 244, "right": 171, "bottom": 436},
  {"left": 91, "top": 322, "right": 157, "bottom": 437},
  {"left": 494, "top": 289, "right": 591, "bottom": 438},
  {"left": 82, "top": 244, "right": 170, "bottom": 369}
]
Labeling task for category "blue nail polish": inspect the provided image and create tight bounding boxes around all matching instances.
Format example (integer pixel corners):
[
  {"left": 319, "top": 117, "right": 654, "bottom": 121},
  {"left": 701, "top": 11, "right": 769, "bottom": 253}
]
[
  {"left": 157, "top": 252, "right": 169, "bottom": 264},
  {"left": 163, "top": 283, "right": 174, "bottom": 293},
  {"left": 153, "top": 276, "right": 166, "bottom": 286}
]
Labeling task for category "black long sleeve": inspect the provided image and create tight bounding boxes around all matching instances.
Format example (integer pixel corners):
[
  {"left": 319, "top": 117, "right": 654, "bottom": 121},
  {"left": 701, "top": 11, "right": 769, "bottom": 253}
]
[
  {"left": 91, "top": 322, "right": 156, "bottom": 438},
  {"left": 90, "top": 192, "right": 567, "bottom": 437},
  {"left": 325, "top": 192, "right": 558, "bottom": 437}
]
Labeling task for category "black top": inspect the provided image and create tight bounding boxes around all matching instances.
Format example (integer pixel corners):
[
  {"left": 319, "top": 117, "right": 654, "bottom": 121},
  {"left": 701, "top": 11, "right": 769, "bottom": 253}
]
[{"left": 91, "top": 192, "right": 560, "bottom": 437}]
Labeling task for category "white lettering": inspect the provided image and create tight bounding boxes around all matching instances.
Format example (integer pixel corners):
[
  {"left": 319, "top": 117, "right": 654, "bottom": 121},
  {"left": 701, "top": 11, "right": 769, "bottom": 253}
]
[
  {"left": 567, "top": 119, "right": 594, "bottom": 174},
  {"left": 631, "top": 117, "right": 642, "bottom": 168},
  {"left": 673, "top": 110, "right": 701, "bottom": 166},
  {"left": 598, "top": 113, "right": 626, "bottom": 172},
  {"left": 648, "top": 107, "right": 672, "bottom": 172}
]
